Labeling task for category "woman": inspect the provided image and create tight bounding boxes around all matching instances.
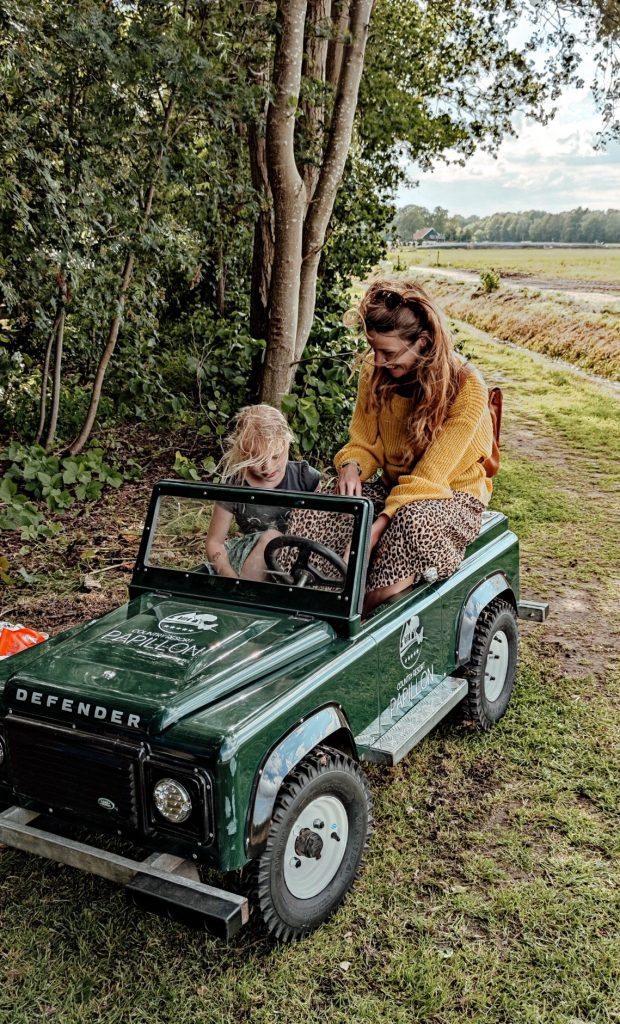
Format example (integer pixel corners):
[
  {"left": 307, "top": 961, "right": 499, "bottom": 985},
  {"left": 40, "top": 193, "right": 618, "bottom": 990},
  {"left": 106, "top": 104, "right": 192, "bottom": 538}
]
[{"left": 334, "top": 279, "right": 494, "bottom": 616}]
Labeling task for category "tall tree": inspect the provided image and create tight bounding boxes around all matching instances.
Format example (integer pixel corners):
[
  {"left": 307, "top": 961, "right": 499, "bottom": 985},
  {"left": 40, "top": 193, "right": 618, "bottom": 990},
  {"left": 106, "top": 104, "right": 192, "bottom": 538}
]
[{"left": 248, "top": 0, "right": 373, "bottom": 404}]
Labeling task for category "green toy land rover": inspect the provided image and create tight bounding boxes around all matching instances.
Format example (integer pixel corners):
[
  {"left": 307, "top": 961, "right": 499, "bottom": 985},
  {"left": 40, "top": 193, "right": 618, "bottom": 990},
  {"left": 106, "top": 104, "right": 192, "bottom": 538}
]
[{"left": 0, "top": 481, "right": 547, "bottom": 941}]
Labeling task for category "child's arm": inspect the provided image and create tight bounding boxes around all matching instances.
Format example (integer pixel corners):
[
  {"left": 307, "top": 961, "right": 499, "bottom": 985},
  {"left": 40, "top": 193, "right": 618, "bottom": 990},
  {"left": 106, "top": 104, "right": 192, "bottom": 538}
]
[{"left": 205, "top": 504, "right": 238, "bottom": 578}]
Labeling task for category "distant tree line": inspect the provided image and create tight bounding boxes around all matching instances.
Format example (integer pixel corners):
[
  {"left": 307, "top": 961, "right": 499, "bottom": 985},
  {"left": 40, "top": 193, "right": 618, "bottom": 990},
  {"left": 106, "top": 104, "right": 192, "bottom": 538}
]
[{"left": 393, "top": 205, "right": 620, "bottom": 244}]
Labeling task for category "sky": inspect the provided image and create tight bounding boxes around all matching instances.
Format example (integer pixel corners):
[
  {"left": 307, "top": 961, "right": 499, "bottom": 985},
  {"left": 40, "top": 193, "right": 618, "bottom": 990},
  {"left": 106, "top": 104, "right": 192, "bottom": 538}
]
[{"left": 396, "top": 52, "right": 620, "bottom": 217}]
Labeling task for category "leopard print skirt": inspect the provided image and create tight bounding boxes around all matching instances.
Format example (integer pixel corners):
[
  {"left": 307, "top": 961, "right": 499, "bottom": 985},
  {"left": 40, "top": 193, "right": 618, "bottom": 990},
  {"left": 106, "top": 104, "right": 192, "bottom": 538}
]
[{"left": 286, "top": 482, "right": 485, "bottom": 592}]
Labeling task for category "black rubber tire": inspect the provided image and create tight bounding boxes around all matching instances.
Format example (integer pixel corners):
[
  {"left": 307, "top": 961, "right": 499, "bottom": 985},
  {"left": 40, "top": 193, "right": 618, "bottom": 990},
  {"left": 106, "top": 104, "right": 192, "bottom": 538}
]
[
  {"left": 250, "top": 746, "right": 373, "bottom": 943},
  {"left": 462, "top": 598, "right": 518, "bottom": 730}
]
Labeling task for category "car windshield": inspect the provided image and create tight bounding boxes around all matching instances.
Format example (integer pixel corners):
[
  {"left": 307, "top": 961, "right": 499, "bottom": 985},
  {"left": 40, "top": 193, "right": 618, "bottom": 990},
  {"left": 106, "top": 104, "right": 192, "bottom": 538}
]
[{"left": 139, "top": 485, "right": 372, "bottom": 623}]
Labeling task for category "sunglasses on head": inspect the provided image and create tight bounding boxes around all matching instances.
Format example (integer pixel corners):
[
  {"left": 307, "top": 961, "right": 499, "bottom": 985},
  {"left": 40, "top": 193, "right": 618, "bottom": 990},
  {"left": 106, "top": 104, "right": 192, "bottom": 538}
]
[{"left": 375, "top": 289, "right": 411, "bottom": 311}]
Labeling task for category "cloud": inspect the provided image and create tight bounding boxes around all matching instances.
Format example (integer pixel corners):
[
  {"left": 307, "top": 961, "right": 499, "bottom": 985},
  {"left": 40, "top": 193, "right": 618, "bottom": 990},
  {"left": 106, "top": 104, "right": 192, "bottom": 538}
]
[{"left": 398, "top": 79, "right": 620, "bottom": 215}]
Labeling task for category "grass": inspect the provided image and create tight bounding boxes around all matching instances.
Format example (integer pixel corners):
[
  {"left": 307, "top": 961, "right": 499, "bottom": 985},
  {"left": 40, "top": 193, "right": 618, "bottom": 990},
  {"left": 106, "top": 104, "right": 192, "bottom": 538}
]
[
  {"left": 2, "top": 336, "right": 620, "bottom": 1023},
  {"left": 415, "top": 274, "right": 620, "bottom": 382},
  {"left": 394, "top": 247, "right": 620, "bottom": 283}
]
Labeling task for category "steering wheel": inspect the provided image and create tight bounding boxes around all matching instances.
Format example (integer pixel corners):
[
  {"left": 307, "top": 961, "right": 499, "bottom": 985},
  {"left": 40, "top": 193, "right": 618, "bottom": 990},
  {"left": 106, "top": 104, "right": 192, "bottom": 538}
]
[{"left": 264, "top": 535, "right": 347, "bottom": 590}]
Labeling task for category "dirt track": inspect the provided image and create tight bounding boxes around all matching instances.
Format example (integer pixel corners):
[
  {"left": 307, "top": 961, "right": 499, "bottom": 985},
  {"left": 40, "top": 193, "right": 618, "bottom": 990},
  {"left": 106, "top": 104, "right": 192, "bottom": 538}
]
[{"left": 421, "top": 265, "right": 620, "bottom": 305}]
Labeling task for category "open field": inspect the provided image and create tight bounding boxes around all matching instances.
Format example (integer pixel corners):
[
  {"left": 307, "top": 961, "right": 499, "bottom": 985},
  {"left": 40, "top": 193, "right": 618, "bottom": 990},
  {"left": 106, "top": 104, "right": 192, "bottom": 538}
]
[
  {"left": 394, "top": 246, "right": 620, "bottom": 286},
  {"left": 1, "top": 335, "right": 619, "bottom": 1024}
]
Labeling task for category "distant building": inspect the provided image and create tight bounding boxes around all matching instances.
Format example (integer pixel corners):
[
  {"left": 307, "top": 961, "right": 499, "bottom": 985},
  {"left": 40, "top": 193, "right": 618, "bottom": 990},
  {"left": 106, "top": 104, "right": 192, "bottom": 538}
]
[{"left": 413, "top": 227, "right": 445, "bottom": 245}]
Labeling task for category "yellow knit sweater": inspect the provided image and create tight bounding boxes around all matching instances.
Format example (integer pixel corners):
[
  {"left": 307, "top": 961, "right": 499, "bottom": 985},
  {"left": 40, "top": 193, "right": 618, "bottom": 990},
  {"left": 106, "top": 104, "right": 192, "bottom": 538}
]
[{"left": 334, "top": 361, "right": 494, "bottom": 518}]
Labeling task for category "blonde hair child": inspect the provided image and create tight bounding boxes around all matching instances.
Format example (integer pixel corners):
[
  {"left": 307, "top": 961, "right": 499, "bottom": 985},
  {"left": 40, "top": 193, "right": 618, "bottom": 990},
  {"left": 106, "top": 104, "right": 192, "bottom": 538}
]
[{"left": 205, "top": 405, "right": 320, "bottom": 581}]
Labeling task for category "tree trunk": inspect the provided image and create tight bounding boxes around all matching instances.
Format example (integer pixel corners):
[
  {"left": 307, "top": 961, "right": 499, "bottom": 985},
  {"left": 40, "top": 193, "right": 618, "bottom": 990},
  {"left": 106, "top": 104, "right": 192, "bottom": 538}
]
[
  {"left": 35, "top": 308, "right": 62, "bottom": 444},
  {"left": 257, "top": 0, "right": 372, "bottom": 403},
  {"left": 300, "top": 0, "right": 331, "bottom": 201},
  {"left": 44, "top": 304, "right": 66, "bottom": 451},
  {"left": 259, "top": 0, "right": 308, "bottom": 405},
  {"left": 248, "top": 122, "right": 274, "bottom": 340},
  {"left": 326, "top": 0, "right": 350, "bottom": 91},
  {"left": 245, "top": 0, "right": 275, "bottom": 342},
  {"left": 215, "top": 237, "right": 226, "bottom": 316},
  {"left": 295, "top": 0, "right": 373, "bottom": 364}
]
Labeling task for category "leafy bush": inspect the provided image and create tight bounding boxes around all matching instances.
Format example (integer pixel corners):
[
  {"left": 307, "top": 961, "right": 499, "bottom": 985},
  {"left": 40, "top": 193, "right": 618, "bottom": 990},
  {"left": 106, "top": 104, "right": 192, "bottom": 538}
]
[
  {"left": 0, "top": 443, "right": 141, "bottom": 538},
  {"left": 283, "top": 309, "right": 364, "bottom": 462},
  {"left": 160, "top": 308, "right": 265, "bottom": 439},
  {"left": 480, "top": 268, "right": 501, "bottom": 292},
  {"left": 173, "top": 451, "right": 216, "bottom": 481}
]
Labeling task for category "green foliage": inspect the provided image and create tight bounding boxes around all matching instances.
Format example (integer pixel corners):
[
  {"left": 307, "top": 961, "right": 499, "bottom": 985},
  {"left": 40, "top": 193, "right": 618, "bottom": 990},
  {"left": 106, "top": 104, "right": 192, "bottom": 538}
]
[
  {"left": 0, "top": 0, "right": 259, "bottom": 448},
  {"left": 173, "top": 451, "right": 217, "bottom": 481},
  {"left": 480, "top": 268, "right": 501, "bottom": 292},
  {"left": 162, "top": 308, "right": 265, "bottom": 438},
  {"left": 0, "top": 443, "right": 140, "bottom": 537},
  {"left": 0, "top": 476, "right": 54, "bottom": 541},
  {"left": 283, "top": 311, "right": 365, "bottom": 461}
]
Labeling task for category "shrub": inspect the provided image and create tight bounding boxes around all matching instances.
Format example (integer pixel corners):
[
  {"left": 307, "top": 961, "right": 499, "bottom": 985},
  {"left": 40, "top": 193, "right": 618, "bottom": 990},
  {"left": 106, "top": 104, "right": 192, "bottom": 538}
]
[
  {"left": 480, "top": 268, "right": 501, "bottom": 292},
  {"left": 0, "top": 442, "right": 141, "bottom": 538}
]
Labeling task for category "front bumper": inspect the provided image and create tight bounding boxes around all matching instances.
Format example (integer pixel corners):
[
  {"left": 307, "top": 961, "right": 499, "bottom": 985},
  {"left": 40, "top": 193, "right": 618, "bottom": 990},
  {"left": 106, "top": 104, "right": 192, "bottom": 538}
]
[{"left": 0, "top": 805, "right": 249, "bottom": 939}]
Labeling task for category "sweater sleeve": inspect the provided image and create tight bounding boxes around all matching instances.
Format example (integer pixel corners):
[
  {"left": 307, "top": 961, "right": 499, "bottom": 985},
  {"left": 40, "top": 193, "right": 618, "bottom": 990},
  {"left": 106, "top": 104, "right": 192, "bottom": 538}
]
[
  {"left": 333, "top": 362, "right": 385, "bottom": 480},
  {"left": 383, "top": 371, "right": 492, "bottom": 517}
]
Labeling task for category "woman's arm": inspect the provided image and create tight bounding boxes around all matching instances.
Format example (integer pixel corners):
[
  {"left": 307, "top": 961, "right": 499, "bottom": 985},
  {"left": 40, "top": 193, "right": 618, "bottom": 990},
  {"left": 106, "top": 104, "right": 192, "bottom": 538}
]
[
  {"left": 205, "top": 504, "right": 238, "bottom": 578},
  {"left": 334, "top": 362, "right": 385, "bottom": 486}
]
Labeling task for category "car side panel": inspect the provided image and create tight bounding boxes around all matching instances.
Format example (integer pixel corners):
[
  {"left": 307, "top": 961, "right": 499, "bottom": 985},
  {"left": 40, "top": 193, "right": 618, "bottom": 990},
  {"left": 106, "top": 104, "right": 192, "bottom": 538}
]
[{"left": 443, "top": 532, "right": 519, "bottom": 671}]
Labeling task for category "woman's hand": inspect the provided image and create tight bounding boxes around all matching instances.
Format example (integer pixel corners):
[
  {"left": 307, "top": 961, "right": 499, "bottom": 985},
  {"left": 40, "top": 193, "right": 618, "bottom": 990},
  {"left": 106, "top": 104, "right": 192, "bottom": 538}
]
[
  {"left": 336, "top": 462, "right": 362, "bottom": 496},
  {"left": 369, "top": 513, "right": 389, "bottom": 552}
]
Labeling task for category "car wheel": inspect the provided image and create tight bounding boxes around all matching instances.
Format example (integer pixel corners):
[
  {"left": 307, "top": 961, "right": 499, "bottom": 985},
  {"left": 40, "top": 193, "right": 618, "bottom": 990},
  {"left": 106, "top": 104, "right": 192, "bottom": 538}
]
[
  {"left": 251, "top": 746, "right": 373, "bottom": 942},
  {"left": 463, "top": 598, "right": 518, "bottom": 730}
]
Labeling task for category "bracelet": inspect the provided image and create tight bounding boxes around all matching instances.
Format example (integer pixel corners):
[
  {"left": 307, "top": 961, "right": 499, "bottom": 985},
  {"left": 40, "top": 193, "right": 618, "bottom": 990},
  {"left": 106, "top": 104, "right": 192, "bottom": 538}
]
[{"left": 340, "top": 460, "right": 362, "bottom": 476}]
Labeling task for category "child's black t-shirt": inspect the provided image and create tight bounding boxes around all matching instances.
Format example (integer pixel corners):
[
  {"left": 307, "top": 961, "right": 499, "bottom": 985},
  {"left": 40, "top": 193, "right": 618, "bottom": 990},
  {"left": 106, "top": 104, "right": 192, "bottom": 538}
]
[{"left": 218, "top": 460, "right": 320, "bottom": 534}]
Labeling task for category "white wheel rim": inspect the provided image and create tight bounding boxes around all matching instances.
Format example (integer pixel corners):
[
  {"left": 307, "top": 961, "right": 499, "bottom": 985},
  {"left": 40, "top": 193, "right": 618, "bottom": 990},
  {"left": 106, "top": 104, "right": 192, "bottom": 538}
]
[
  {"left": 484, "top": 630, "right": 510, "bottom": 702},
  {"left": 283, "top": 795, "right": 349, "bottom": 899}
]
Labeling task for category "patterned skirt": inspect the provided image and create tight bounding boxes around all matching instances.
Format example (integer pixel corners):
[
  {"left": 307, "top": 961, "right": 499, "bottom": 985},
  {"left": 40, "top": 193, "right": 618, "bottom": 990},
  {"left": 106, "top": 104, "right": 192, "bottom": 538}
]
[{"left": 286, "top": 482, "right": 485, "bottom": 592}]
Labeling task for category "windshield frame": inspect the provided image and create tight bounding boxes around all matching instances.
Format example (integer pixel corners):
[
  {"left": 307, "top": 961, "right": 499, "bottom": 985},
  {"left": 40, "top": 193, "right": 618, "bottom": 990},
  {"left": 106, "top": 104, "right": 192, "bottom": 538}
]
[{"left": 130, "top": 480, "right": 373, "bottom": 633}]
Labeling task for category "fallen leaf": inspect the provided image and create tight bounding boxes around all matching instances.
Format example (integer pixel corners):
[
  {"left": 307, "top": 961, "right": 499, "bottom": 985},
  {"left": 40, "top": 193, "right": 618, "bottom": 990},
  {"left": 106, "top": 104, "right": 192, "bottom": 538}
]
[
  {"left": 83, "top": 574, "right": 102, "bottom": 590},
  {"left": 339, "top": 961, "right": 351, "bottom": 972}
]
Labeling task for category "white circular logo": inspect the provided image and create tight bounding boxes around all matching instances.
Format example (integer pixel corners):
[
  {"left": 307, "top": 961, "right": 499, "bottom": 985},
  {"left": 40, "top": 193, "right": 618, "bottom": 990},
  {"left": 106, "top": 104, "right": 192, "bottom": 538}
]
[
  {"left": 399, "top": 614, "right": 424, "bottom": 668},
  {"left": 158, "top": 611, "right": 218, "bottom": 638}
]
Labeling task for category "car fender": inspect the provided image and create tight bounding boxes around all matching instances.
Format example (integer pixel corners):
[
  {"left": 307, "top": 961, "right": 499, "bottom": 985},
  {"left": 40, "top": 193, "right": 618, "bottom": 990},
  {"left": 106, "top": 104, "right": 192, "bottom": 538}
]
[
  {"left": 246, "top": 704, "right": 356, "bottom": 855},
  {"left": 456, "top": 572, "right": 517, "bottom": 666}
]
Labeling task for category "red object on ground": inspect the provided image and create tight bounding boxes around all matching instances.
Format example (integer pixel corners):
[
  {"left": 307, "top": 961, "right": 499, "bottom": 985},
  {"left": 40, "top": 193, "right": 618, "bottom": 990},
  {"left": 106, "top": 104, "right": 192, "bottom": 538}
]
[{"left": 0, "top": 624, "right": 48, "bottom": 658}]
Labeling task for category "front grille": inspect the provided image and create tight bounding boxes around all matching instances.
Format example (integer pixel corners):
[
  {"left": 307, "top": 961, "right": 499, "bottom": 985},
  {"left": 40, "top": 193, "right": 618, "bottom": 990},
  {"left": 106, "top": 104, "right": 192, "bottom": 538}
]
[{"left": 5, "top": 718, "right": 140, "bottom": 827}]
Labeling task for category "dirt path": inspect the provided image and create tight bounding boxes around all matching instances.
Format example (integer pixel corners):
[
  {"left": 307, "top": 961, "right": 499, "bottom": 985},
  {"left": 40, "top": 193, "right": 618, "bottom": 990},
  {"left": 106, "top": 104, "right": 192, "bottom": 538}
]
[
  {"left": 465, "top": 325, "right": 620, "bottom": 682},
  {"left": 420, "top": 265, "right": 620, "bottom": 306}
]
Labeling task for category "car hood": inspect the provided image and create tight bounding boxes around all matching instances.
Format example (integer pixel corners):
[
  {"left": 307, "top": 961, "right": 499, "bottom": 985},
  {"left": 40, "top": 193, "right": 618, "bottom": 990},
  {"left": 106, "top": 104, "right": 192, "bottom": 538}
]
[{"left": 2, "top": 593, "right": 334, "bottom": 735}]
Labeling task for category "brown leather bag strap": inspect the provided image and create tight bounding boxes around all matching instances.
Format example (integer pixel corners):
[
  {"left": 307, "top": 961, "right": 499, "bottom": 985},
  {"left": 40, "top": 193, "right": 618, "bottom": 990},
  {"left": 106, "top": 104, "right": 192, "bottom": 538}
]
[{"left": 458, "top": 362, "right": 502, "bottom": 478}]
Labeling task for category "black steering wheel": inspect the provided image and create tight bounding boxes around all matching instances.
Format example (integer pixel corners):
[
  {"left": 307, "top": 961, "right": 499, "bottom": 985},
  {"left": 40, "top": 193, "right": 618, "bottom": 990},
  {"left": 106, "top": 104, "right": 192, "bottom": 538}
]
[{"left": 264, "top": 535, "right": 347, "bottom": 589}]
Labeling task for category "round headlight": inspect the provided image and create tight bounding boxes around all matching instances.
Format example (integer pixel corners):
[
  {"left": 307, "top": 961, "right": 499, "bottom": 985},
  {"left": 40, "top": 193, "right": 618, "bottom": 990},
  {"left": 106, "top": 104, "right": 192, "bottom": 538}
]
[{"left": 153, "top": 778, "right": 192, "bottom": 823}]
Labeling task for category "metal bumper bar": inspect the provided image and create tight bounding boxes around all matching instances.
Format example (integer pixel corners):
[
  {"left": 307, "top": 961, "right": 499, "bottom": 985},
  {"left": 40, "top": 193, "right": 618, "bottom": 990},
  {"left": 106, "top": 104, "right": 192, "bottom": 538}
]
[
  {"left": 517, "top": 600, "right": 550, "bottom": 622},
  {"left": 0, "top": 806, "right": 249, "bottom": 939}
]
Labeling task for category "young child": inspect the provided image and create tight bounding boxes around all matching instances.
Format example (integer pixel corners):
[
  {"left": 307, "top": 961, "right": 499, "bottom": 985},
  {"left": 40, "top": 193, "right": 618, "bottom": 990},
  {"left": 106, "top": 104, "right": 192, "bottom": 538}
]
[{"left": 205, "top": 405, "right": 321, "bottom": 581}]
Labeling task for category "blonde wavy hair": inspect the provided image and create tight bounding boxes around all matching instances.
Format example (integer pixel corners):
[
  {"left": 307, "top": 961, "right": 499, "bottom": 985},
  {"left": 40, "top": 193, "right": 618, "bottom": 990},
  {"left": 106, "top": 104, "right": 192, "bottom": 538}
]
[
  {"left": 217, "top": 404, "right": 294, "bottom": 482},
  {"left": 345, "top": 278, "right": 461, "bottom": 459}
]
